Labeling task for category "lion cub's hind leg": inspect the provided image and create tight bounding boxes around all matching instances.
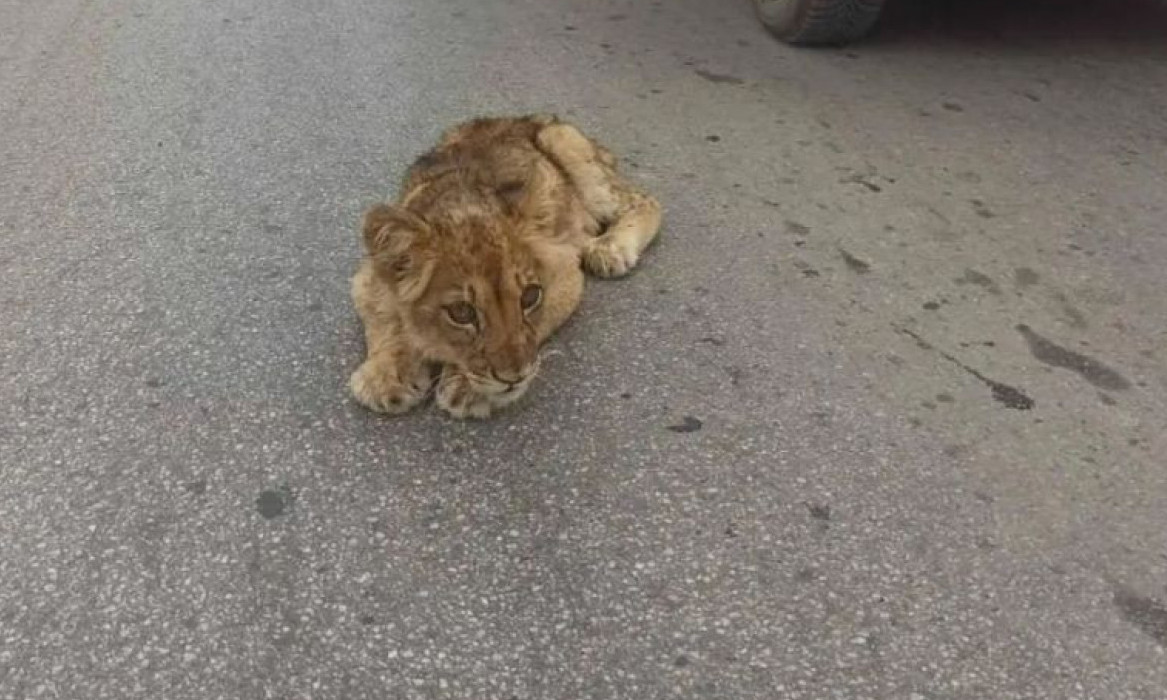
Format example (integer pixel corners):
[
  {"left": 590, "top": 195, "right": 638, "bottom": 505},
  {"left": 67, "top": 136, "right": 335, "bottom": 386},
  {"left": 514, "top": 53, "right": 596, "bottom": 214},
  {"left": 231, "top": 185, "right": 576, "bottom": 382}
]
[{"left": 535, "top": 124, "right": 662, "bottom": 278}]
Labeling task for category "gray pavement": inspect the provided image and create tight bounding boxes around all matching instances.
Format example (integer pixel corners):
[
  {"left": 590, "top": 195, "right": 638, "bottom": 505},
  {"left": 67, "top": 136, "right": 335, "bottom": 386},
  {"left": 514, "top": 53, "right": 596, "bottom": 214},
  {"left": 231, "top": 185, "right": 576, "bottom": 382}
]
[{"left": 2, "top": 0, "right": 1167, "bottom": 697}]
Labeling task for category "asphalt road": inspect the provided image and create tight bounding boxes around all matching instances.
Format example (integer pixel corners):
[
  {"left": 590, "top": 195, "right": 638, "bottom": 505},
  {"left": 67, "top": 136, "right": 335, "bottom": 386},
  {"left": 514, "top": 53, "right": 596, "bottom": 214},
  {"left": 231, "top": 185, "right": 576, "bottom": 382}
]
[{"left": 3, "top": 0, "right": 1167, "bottom": 698}]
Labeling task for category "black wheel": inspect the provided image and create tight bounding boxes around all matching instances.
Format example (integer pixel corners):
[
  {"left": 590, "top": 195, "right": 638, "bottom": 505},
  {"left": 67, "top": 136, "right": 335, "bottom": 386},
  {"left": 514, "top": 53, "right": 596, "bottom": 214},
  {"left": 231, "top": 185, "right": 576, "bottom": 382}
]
[{"left": 752, "top": 0, "right": 885, "bottom": 46}]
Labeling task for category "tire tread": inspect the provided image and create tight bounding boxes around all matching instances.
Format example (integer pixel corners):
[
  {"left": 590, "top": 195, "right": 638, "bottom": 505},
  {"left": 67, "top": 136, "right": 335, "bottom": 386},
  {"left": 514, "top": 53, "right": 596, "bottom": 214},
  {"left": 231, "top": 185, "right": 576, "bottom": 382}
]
[{"left": 756, "top": 0, "right": 884, "bottom": 46}]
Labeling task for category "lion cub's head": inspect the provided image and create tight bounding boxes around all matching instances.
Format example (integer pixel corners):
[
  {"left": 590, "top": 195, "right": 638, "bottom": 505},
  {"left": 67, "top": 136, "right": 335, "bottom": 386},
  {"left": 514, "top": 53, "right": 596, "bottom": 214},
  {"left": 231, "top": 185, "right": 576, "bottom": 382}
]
[{"left": 361, "top": 201, "right": 545, "bottom": 398}]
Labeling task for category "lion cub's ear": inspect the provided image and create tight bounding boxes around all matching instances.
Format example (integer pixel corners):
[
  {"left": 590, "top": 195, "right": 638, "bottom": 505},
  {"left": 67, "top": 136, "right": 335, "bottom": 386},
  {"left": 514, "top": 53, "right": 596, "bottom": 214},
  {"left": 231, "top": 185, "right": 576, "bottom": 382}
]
[
  {"left": 361, "top": 203, "right": 433, "bottom": 297},
  {"left": 361, "top": 203, "right": 427, "bottom": 256}
]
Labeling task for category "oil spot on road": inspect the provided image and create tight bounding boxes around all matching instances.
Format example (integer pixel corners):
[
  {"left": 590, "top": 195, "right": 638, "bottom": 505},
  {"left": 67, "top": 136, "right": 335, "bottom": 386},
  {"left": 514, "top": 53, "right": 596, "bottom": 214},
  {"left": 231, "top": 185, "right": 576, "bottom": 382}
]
[
  {"left": 667, "top": 416, "right": 703, "bottom": 433},
  {"left": 838, "top": 248, "right": 871, "bottom": 274},
  {"left": 971, "top": 199, "right": 995, "bottom": 218},
  {"left": 694, "top": 69, "right": 744, "bottom": 85},
  {"left": 806, "top": 503, "right": 831, "bottom": 521},
  {"left": 840, "top": 173, "right": 882, "bottom": 192},
  {"left": 894, "top": 326, "right": 1034, "bottom": 410},
  {"left": 257, "top": 486, "right": 294, "bottom": 519},
  {"left": 1114, "top": 587, "right": 1167, "bottom": 647},
  {"left": 794, "top": 260, "right": 820, "bottom": 278},
  {"left": 786, "top": 220, "right": 811, "bottom": 236},
  {"left": 956, "top": 268, "right": 1001, "bottom": 294},
  {"left": 1016, "top": 324, "right": 1130, "bottom": 391},
  {"left": 984, "top": 378, "right": 1035, "bottom": 410}
]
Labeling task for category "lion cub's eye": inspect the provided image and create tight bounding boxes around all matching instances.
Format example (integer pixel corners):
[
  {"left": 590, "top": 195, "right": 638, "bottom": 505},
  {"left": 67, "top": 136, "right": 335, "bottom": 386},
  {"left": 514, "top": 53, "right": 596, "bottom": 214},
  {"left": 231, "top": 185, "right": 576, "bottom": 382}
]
[
  {"left": 445, "top": 302, "right": 478, "bottom": 327},
  {"left": 520, "top": 284, "right": 543, "bottom": 311}
]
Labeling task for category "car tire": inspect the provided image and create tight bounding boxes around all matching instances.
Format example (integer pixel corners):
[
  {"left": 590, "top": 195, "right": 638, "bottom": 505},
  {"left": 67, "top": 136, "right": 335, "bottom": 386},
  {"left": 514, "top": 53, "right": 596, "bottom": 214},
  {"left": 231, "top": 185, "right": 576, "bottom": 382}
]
[{"left": 752, "top": 0, "right": 885, "bottom": 46}]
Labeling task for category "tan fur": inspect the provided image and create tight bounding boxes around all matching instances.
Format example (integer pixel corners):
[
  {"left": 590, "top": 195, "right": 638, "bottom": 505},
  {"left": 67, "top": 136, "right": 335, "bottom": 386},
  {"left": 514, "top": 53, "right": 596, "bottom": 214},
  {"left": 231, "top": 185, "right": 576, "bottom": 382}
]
[{"left": 350, "top": 115, "right": 661, "bottom": 419}]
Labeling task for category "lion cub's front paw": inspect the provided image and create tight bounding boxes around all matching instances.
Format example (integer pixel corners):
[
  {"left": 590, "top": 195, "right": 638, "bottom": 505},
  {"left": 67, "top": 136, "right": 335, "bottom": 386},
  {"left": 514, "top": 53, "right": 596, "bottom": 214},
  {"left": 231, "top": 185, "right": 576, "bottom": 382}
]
[
  {"left": 583, "top": 237, "right": 638, "bottom": 278},
  {"left": 435, "top": 371, "right": 493, "bottom": 420},
  {"left": 350, "top": 361, "right": 429, "bottom": 415}
]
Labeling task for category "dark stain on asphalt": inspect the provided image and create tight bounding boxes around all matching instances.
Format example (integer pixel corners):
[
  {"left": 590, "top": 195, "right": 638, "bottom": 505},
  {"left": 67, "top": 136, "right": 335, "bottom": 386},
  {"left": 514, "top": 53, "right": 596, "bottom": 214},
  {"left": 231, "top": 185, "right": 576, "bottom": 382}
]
[
  {"left": 971, "top": 199, "right": 995, "bottom": 218},
  {"left": 667, "top": 416, "right": 703, "bottom": 433},
  {"left": 786, "top": 220, "right": 811, "bottom": 236},
  {"left": 983, "top": 378, "right": 1035, "bottom": 410},
  {"left": 956, "top": 268, "right": 1001, "bottom": 294},
  {"left": 1113, "top": 587, "right": 1167, "bottom": 647},
  {"left": 838, "top": 248, "right": 871, "bottom": 274},
  {"left": 257, "top": 487, "right": 293, "bottom": 519},
  {"left": 1016, "top": 324, "right": 1130, "bottom": 391},
  {"left": 806, "top": 503, "right": 831, "bottom": 521},
  {"left": 794, "top": 260, "right": 820, "bottom": 278},
  {"left": 840, "top": 173, "right": 882, "bottom": 192},
  {"left": 895, "top": 326, "right": 1035, "bottom": 410},
  {"left": 694, "top": 69, "right": 744, "bottom": 85}
]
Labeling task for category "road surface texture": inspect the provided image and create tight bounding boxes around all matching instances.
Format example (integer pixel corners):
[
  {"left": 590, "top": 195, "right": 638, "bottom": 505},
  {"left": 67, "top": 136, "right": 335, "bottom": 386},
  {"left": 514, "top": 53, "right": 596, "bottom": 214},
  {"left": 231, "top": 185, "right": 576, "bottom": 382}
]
[{"left": 2, "top": 0, "right": 1166, "bottom": 698}]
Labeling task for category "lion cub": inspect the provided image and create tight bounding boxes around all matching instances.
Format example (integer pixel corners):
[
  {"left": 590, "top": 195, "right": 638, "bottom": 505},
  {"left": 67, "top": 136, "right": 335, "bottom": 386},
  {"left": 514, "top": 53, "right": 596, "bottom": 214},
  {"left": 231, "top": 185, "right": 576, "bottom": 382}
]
[{"left": 350, "top": 115, "right": 661, "bottom": 419}]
